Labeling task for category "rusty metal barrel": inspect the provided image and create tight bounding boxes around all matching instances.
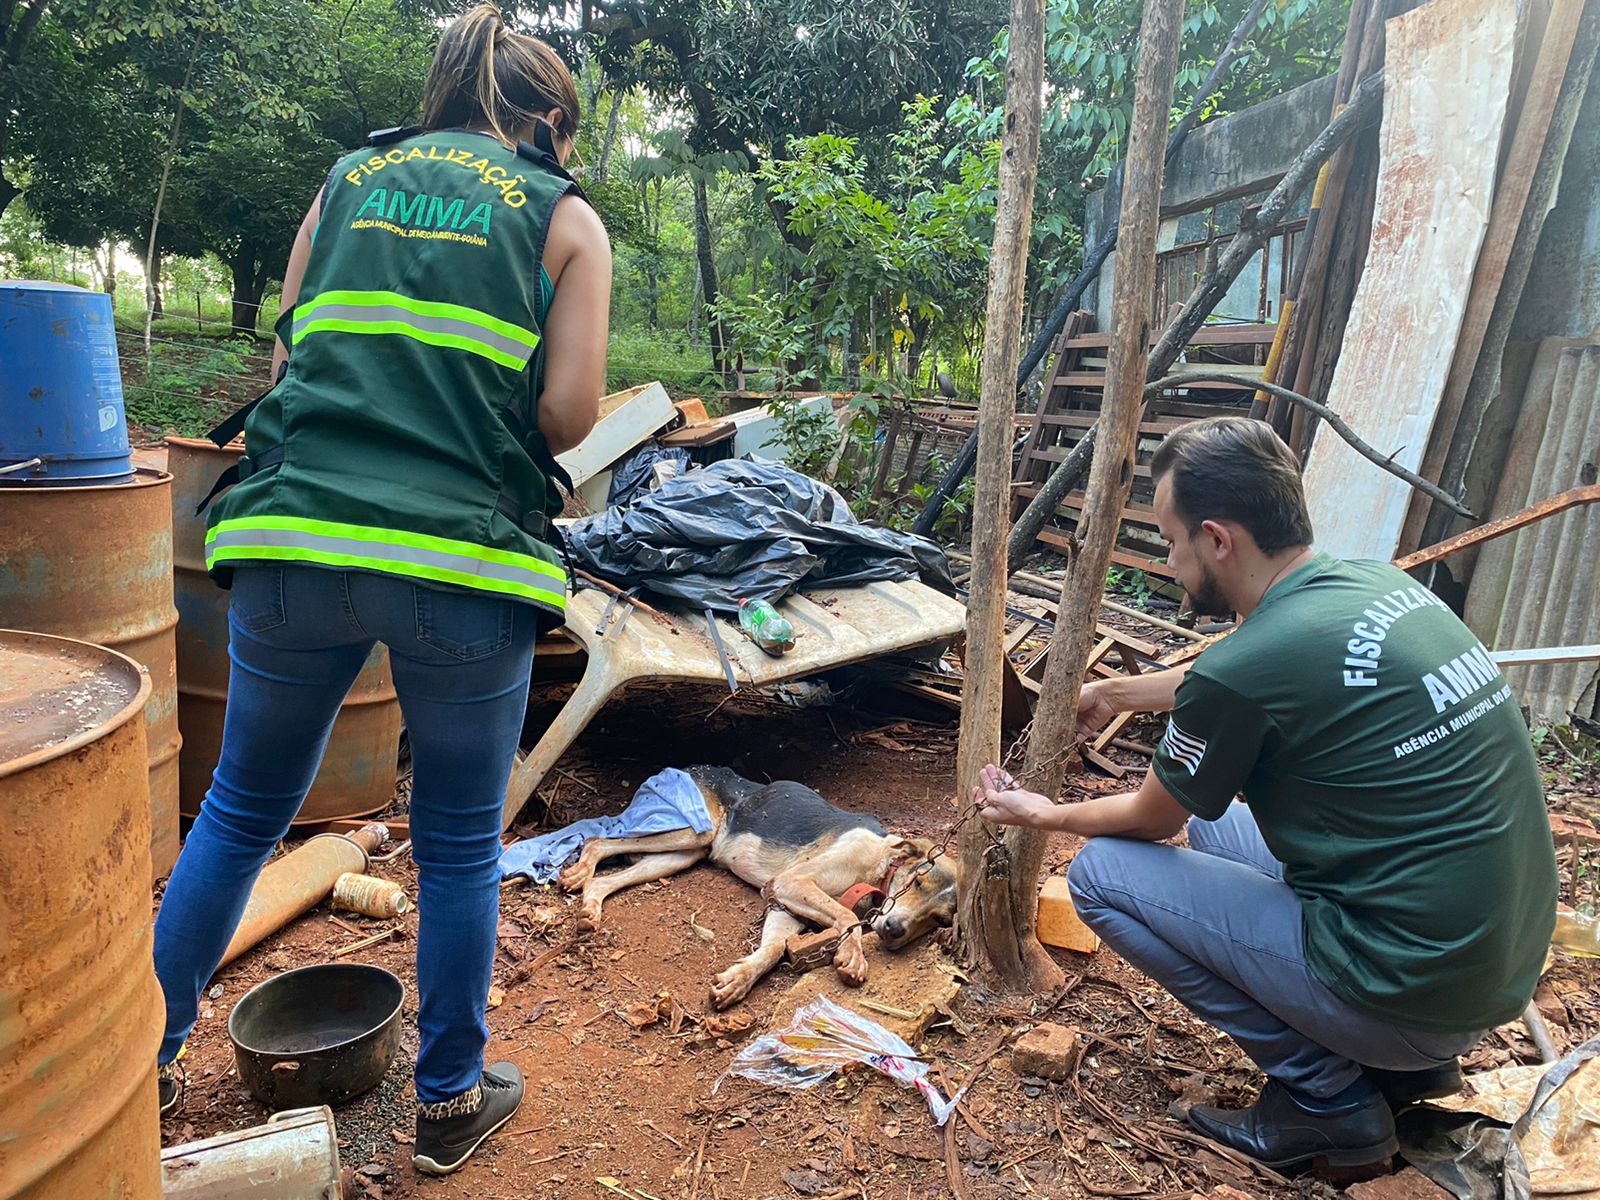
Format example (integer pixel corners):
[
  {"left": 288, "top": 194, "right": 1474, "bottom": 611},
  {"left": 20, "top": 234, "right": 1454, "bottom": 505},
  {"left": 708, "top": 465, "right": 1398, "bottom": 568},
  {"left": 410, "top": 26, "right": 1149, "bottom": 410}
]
[
  {"left": 0, "top": 470, "right": 181, "bottom": 877},
  {"left": 0, "top": 631, "right": 164, "bottom": 1200},
  {"left": 165, "top": 438, "right": 401, "bottom": 824}
]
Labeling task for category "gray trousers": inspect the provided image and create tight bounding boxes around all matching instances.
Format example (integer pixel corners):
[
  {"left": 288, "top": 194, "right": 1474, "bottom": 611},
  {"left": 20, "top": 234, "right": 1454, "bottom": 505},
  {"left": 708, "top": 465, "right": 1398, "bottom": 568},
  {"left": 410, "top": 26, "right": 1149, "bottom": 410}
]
[{"left": 1066, "top": 804, "right": 1482, "bottom": 1098}]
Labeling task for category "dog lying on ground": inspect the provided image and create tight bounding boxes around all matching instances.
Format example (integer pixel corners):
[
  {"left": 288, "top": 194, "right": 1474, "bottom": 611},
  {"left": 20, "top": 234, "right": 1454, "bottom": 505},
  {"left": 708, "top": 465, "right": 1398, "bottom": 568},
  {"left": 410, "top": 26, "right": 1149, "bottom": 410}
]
[{"left": 556, "top": 766, "right": 960, "bottom": 1008}]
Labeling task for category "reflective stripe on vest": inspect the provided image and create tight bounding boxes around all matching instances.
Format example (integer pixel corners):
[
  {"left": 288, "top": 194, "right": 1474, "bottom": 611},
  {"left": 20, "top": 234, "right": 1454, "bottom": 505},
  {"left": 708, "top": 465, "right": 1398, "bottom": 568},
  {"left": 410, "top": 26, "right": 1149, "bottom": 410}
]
[
  {"left": 206, "top": 515, "right": 567, "bottom": 608},
  {"left": 291, "top": 290, "right": 541, "bottom": 370}
]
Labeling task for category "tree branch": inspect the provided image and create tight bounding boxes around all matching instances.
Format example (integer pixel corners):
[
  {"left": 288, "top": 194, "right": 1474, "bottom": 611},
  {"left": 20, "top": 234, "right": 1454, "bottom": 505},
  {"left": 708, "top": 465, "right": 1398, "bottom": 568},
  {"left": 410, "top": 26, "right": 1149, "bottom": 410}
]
[
  {"left": 1146, "top": 371, "right": 1473, "bottom": 518},
  {"left": 4, "top": 0, "right": 47, "bottom": 68}
]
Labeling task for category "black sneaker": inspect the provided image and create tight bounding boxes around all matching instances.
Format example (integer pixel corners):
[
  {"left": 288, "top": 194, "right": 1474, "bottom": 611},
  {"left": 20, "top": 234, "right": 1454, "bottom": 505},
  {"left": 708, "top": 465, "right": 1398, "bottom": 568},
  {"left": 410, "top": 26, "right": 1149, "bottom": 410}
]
[
  {"left": 412, "top": 1062, "right": 525, "bottom": 1176},
  {"left": 158, "top": 1061, "right": 183, "bottom": 1117},
  {"left": 1366, "top": 1060, "right": 1463, "bottom": 1110},
  {"left": 1186, "top": 1079, "right": 1398, "bottom": 1174}
]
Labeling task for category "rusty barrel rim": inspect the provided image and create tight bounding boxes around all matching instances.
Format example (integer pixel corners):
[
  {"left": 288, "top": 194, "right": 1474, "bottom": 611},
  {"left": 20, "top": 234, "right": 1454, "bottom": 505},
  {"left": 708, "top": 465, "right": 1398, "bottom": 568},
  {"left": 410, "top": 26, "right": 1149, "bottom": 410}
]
[{"left": 0, "top": 628, "right": 153, "bottom": 778}]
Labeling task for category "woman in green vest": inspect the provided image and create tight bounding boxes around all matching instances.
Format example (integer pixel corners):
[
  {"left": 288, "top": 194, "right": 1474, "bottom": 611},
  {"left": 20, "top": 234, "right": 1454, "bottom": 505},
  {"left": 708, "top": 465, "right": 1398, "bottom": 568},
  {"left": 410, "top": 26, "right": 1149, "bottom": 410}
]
[{"left": 152, "top": 5, "right": 611, "bottom": 1175}]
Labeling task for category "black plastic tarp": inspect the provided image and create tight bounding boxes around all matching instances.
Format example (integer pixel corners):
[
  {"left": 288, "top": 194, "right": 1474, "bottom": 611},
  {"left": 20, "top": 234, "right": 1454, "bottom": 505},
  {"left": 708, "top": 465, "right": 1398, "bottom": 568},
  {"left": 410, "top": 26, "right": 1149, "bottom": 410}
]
[{"left": 565, "top": 458, "right": 954, "bottom": 613}]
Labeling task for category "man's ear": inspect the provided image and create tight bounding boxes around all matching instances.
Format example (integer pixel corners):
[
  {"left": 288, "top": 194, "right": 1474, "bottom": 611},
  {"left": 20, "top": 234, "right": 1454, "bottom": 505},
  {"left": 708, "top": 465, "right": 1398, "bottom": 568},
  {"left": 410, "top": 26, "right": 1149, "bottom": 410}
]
[{"left": 1199, "top": 518, "right": 1237, "bottom": 560}]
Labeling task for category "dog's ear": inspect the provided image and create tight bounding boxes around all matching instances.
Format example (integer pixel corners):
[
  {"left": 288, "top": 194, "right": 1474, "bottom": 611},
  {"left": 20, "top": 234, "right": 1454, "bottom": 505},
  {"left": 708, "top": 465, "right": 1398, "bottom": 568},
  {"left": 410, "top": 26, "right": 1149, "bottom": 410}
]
[{"left": 891, "top": 835, "right": 937, "bottom": 860}]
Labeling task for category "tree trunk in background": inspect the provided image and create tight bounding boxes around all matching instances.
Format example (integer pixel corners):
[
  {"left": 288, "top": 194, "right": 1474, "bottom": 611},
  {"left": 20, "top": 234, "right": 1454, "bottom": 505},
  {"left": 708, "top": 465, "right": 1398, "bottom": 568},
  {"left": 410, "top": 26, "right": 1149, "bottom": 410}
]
[
  {"left": 1022, "top": 0, "right": 1186, "bottom": 831},
  {"left": 955, "top": 0, "right": 1055, "bottom": 994},
  {"left": 692, "top": 172, "right": 728, "bottom": 374},
  {"left": 594, "top": 91, "right": 623, "bottom": 186},
  {"left": 149, "top": 250, "right": 165, "bottom": 318},
  {"left": 230, "top": 243, "right": 271, "bottom": 335}
]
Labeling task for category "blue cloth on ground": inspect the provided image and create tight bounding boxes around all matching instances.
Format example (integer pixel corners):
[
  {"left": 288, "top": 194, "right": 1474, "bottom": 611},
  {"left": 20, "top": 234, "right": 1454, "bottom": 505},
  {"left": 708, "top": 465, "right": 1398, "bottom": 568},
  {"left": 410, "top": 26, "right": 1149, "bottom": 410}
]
[{"left": 498, "top": 767, "right": 713, "bottom": 883}]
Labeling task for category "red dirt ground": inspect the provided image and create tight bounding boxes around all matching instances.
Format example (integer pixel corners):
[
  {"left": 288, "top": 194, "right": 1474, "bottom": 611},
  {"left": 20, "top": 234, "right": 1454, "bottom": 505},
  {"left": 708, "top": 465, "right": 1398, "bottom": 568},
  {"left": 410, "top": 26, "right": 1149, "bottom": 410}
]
[{"left": 160, "top": 667, "right": 1600, "bottom": 1200}]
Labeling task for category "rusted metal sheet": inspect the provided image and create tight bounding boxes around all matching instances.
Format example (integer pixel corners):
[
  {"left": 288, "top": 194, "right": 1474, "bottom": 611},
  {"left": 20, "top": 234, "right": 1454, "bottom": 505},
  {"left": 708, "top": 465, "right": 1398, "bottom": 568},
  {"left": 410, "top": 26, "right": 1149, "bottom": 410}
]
[
  {"left": 161, "top": 1106, "right": 347, "bottom": 1199},
  {"left": 503, "top": 578, "right": 968, "bottom": 829},
  {"left": 221, "top": 824, "right": 388, "bottom": 968},
  {"left": 0, "top": 470, "right": 182, "bottom": 877},
  {"left": 1301, "top": 0, "right": 1517, "bottom": 560},
  {"left": 1464, "top": 345, "right": 1600, "bottom": 724},
  {"left": 0, "top": 631, "right": 164, "bottom": 1200},
  {"left": 166, "top": 438, "right": 401, "bottom": 824}
]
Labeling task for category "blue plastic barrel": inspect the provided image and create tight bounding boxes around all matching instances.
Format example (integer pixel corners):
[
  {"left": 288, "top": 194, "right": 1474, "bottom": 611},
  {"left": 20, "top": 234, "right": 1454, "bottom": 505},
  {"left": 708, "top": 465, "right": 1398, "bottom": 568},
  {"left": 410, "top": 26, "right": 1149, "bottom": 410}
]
[{"left": 0, "top": 281, "right": 133, "bottom": 484}]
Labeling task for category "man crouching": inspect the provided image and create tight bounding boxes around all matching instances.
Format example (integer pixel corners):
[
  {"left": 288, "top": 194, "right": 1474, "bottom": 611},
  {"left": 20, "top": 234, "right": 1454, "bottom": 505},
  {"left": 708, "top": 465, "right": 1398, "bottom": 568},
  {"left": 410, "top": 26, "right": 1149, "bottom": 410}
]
[{"left": 975, "top": 417, "right": 1556, "bottom": 1174}]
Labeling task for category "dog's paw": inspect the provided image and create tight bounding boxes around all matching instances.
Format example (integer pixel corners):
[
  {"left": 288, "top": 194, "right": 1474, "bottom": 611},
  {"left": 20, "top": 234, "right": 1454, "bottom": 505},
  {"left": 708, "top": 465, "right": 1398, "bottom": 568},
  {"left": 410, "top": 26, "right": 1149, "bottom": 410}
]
[
  {"left": 710, "top": 965, "right": 756, "bottom": 1010},
  {"left": 558, "top": 860, "right": 595, "bottom": 892},
  {"left": 832, "top": 932, "right": 868, "bottom": 987},
  {"left": 576, "top": 897, "right": 604, "bottom": 932}
]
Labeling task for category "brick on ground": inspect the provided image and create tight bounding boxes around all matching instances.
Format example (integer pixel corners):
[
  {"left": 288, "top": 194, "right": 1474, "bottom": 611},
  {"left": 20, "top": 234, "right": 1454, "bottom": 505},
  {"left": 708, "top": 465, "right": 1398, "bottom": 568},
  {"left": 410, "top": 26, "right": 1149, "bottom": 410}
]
[
  {"left": 1344, "top": 1167, "right": 1453, "bottom": 1200},
  {"left": 1011, "top": 1022, "right": 1080, "bottom": 1080}
]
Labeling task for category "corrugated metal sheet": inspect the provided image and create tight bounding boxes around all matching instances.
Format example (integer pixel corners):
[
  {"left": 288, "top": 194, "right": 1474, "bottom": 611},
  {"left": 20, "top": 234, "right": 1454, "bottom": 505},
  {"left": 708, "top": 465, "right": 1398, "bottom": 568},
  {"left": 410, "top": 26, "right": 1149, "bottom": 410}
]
[{"left": 1464, "top": 343, "right": 1600, "bottom": 724}]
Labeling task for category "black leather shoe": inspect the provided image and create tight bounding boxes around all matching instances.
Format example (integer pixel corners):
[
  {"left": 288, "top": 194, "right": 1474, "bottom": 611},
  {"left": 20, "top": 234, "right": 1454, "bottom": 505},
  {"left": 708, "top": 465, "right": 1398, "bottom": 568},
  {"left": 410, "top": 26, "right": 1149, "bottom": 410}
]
[
  {"left": 1366, "top": 1061, "right": 1463, "bottom": 1110},
  {"left": 412, "top": 1062, "right": 525, "bottom": 1176},
  {"left": 1186, "top": 1079, "right": 1398, "bottom": 1173}
]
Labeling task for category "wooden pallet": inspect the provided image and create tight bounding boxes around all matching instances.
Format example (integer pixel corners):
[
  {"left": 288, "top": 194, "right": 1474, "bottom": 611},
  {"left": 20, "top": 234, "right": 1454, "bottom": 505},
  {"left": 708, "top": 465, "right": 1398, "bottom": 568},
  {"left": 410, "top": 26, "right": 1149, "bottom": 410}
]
[{"left": 1013, "top": 314, "right": 1278, "bottom": 586}]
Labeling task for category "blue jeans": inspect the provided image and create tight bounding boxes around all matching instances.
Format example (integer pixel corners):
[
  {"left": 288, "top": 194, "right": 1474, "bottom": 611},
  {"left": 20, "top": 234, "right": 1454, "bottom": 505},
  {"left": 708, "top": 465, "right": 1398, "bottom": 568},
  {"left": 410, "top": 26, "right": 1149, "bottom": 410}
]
[
  {"left": 153, "top": 565, "right": 537, "bottom": 1103},
  {"left": 1067, "top": 804, "right": 1481, "bottom": 1099}
]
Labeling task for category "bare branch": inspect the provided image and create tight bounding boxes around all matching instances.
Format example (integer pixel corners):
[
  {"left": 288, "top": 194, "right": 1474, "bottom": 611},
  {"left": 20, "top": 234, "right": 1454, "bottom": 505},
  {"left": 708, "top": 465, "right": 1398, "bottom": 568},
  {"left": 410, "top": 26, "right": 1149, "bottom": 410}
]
[{"left": 1147, "top": 370, "right": 1473, "bottom": 518}]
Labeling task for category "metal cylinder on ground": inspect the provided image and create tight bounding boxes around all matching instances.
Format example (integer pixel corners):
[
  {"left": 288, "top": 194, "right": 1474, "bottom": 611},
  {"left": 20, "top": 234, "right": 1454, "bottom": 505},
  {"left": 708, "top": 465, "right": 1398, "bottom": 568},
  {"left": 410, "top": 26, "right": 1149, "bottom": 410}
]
[
  {"left": 160, "top": 1106, "right": 348, "bottom": 1199},
  {"left": 0, "top": 630, "right": 164, "bottom": 1200},
  {"left": 220, "top": 823, "right": 390, "bottom": 968},
  {"left": 164, "top": 437, "right": 402, "bottom": 825},
  {"left": 0, "top": 470, "right": 182, "bottom": 877},
  {"left": 0, "top": 282, "right": 133, "bottom": 485},
  {"left": 332, "top": 872, "right": 411, "bottom": 918}
]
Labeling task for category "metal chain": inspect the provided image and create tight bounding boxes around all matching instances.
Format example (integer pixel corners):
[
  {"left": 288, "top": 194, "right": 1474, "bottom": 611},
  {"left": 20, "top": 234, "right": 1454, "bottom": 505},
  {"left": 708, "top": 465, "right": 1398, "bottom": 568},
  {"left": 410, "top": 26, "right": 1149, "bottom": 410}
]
[{"left": 853, "top": 789, "right": 1006, "bottom": 933}]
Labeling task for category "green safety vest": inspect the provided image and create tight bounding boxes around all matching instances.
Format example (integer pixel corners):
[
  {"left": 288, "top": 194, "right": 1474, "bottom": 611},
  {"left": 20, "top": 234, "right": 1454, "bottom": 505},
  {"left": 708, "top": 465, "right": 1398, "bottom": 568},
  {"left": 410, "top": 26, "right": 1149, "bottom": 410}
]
[{"left": 205, "top": 128, "right": 583, "bottom": 627}]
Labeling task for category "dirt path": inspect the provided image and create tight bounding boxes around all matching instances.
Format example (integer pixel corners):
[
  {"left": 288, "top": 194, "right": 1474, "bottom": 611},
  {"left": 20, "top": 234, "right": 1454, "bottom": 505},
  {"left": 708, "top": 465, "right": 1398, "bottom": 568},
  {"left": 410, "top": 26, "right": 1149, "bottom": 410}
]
[{"left": 160, "top": 682, "right": 1600, "bottom": 1200}]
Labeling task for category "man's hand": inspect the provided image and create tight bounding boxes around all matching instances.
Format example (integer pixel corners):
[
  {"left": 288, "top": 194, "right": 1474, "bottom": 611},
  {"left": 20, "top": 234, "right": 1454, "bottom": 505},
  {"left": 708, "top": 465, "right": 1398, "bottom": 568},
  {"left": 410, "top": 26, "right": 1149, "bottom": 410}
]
[
  {"left": 1076, "top": 680, "right": 1117, "bottom": 740},
  {"left": 972, "top": 764, "right": 1059, "bottom": 830}
]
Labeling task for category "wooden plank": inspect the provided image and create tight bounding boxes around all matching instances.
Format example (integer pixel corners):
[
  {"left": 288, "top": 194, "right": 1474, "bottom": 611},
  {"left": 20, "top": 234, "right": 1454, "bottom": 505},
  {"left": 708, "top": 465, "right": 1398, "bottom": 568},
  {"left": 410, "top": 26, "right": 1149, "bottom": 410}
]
[
  {"left": 1051, "top": 371, "right": 1263, "bottom": 393},
  {"left": 1300, "top": 0, "right": 1517, "bottom": 560},
  {"left": 1037, "top": 412, "right": 1190, "bottom": 435},
  {"left": 1060, "top": 323, "right": 1278, "bottom": 350},
  {"left": 1035, "top": 528, "right": 1181, "bottom": 581},
  {"left": 557, "top": 381, "right": 676, "bottom": 486}
]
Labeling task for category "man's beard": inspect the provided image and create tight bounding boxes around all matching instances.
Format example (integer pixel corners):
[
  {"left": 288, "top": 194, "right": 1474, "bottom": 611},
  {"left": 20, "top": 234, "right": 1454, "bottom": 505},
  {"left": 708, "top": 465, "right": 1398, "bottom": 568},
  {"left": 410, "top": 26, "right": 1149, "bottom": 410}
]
[{"left": 1185, "top": 563, "right": 1231, "bottom": 619}]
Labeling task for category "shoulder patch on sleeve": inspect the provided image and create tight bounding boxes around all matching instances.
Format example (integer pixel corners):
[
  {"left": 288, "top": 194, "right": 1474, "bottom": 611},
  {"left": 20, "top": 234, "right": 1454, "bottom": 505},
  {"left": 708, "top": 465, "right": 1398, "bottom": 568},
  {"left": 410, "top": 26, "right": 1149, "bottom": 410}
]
[{"left": 1160, "top": 717, "right": 1207, "bottom": 776}]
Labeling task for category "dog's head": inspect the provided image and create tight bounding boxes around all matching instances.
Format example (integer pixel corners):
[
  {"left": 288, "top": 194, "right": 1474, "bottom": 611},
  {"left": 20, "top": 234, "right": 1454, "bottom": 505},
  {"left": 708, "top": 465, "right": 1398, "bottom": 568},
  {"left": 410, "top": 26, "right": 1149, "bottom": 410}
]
[{"left": 870, "top": 836, "right": 960, "bottom": 950}]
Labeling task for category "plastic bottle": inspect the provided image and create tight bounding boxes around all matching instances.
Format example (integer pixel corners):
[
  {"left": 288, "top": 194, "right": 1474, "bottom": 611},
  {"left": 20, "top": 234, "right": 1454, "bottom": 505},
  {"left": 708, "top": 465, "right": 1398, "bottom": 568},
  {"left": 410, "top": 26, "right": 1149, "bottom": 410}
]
[
  {"left": 1553, "top": 905, "right": 1600, "bottom": 959},
  {"left": 737, "top": 597, "right": 795, "bottom": 656}
]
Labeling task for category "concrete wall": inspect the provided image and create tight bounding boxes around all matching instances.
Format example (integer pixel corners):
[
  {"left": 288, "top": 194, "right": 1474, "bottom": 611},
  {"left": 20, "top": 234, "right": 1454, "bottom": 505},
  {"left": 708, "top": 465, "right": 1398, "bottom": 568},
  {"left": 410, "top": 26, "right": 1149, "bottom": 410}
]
[{"left": 1082, "top": 74, "right": 1338, "bottom": 325}]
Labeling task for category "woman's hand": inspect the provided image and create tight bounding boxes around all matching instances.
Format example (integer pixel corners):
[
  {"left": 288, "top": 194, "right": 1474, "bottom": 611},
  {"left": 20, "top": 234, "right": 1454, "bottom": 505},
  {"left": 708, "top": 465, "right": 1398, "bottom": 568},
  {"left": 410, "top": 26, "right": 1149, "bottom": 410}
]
[{"left": 971, "top": 763, "right": 1058, "bottom": 829}]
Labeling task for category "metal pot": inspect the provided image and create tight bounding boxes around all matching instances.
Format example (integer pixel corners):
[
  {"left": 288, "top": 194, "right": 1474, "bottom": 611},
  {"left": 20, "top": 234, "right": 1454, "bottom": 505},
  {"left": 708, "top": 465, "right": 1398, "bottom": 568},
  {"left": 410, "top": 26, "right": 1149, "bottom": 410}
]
[{"left": 228, "top": 963, "right": 405, "bottom": 1110}]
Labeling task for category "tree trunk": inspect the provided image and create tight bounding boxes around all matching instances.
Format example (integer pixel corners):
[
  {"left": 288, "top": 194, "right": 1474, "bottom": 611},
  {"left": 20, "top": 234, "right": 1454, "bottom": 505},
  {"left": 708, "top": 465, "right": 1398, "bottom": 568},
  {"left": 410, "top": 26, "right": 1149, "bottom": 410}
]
[
  {"left": 1018, "top": 0, "right": 1185, "bottom": 907},
  {"left": 954, "top": 0, "right": 1056, "bottom": 994},
  {"left": 594, "top": 90, "right": 623, "bottom": 186},
  {"left": 148, "top": 250, "right": 165, "bottom": 317},
  {"left": 692, "top": 172, "right": 729, "bottom": 374},
  {"left": 230, "top": 243, "right": 268, "bottom": 335}
]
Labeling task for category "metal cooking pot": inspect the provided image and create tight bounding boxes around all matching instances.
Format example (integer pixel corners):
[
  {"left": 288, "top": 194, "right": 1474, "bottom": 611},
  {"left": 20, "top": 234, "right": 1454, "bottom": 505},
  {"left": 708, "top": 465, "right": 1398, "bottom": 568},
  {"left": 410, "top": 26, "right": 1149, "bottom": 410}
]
[{"left": 228, "top": 963, "right": 405, "bottom": 1110}]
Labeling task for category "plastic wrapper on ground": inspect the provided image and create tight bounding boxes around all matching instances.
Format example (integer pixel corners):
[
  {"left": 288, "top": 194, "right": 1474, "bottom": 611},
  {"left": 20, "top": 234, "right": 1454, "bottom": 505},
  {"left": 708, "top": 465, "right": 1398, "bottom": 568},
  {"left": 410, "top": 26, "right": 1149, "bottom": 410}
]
[{"left": 715, "top": 996, "right": 965, "bottom": 1125}]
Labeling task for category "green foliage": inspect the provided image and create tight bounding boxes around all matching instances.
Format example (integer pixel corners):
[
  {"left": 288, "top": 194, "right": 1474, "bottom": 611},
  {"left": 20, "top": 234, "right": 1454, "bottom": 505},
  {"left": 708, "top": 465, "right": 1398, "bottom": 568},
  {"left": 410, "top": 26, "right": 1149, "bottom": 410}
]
[
  {"left": 1105, "top": 564, "right": 1155, "bottom": 604},
  {"left": 124, "top": 337, "right": 256, "bottom": 435},
  {"left": 710, "top": 97, "right": 994, "bottom": 387}
]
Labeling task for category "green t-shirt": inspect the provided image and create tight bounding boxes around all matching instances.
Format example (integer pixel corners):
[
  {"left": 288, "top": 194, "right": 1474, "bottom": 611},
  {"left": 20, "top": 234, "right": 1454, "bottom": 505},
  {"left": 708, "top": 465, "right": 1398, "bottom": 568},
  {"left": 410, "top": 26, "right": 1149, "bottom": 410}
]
[{"left": 1153, "top": 554, "right": 1556, "bottom": 1032}]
